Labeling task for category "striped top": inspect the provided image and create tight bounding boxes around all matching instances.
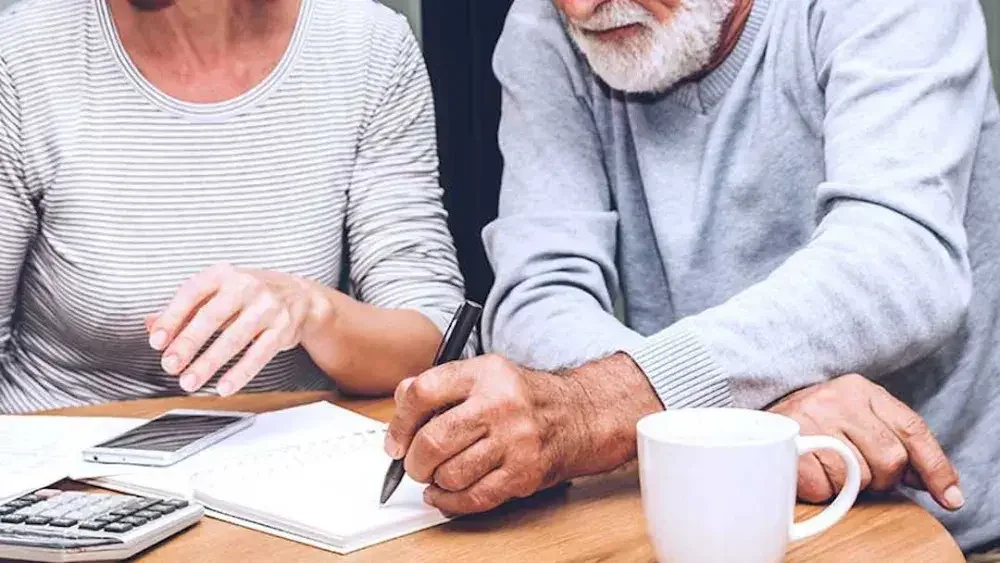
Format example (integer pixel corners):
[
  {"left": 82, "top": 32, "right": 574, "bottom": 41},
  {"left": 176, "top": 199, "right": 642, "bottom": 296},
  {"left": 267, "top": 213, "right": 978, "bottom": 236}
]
[{"left": 0, "top": 0, "right": 471, "bottom": 413}]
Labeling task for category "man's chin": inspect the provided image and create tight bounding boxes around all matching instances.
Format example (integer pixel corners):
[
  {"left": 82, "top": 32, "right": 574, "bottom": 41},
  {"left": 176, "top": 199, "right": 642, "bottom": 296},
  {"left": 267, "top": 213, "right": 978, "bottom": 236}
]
[
  {"left": 570, "top": 38, "right": 682, "bottom": 94},
  {"left": 589, "top": 62, "right": 680, "bottom": 94}
]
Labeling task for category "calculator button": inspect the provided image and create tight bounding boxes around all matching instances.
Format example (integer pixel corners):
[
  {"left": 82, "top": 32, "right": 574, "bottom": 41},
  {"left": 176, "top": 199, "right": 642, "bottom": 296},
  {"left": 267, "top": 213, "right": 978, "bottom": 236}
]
[
  {"left": 148, "top": 504, "right": 176, "bottom": 514},
  {"left": 78, "top": 521, "right": 107, "bottom": 531},
  {"left": 110, "top": 509, "right": 135, "bottom": 517},
  {"left": 119, "top": 516, "right": 147, "bottom": 526},
  {"left": 16, "top": 495, "right": 42, "bottom": 504},
  {"left": 1, "top": 514, "right": 27, "bottom": 524},
  {"left": 133, "top": 510, "right": 161, "bottom": 520},
  {"left": 164, "top": 499, "right": 189, "bottom": 508},
  {"left": 25, "top": 516, "right": 52, "bottom": 525},
  {"left": 95, "top": 514, "right": 119, "bottom": 523},
  {"left": 16, "top": 504, "right": 47, "bottom": 516},
  {"left": 0, "top": 506, "right": 17, "bottom": 515},
  {"left": 103, "top": 523, "right": 133, "bottom": 533},
  {"left": 6, "top": 500, "right": 32, "bottom": 509},
  {"left": 89, "top": 505, "right": 119, "bottom": 517},
  {"left": 48, "top": 518, "right": 78, "bottom": 527},
  {"left": 62, "top": 510, "right": 94, "bottom": 521}
]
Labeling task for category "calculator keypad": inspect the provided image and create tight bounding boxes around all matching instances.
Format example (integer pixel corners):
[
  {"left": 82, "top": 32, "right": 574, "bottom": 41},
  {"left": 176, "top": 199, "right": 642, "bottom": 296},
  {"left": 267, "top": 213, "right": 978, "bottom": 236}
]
[{"left": 0, "top": 489, "right": 185, "bottom": 537}]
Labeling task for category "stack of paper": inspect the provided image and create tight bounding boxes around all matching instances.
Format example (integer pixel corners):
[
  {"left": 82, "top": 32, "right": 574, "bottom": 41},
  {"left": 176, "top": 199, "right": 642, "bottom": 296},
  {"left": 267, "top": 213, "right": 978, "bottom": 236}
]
[{"left": 0, "top": 415, "right": 144, "bottom": 502}]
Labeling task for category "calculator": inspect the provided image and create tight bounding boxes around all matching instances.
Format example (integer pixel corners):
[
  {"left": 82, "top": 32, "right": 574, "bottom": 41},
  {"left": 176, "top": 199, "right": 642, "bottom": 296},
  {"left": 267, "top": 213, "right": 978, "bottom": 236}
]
[{"left": 0, "top": 488, "right": 203, "bottom": 562}]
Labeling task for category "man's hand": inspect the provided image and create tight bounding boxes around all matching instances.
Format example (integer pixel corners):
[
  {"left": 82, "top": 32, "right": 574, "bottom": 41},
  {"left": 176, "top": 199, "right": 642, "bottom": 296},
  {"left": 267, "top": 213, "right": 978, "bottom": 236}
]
[
  {"left": 769, "top": 374, "right": 963, "bottom": 511},
  {"left": 147, "top": 264, "right": 326, "bottom": 397},
  {"left": 385, "top": 353, "right": 662, "bottom": 515}
]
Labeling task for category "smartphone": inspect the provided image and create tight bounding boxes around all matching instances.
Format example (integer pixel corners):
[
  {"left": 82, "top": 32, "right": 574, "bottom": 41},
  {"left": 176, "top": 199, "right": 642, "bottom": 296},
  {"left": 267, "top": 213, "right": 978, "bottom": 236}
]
[{"left": 82, "top": 409, "right": 255, "bottom": 467}]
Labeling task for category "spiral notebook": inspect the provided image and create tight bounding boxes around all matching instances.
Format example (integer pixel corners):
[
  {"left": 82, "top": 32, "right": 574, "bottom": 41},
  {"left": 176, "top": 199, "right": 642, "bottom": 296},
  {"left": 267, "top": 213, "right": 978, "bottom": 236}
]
[
  {"left": 82, "top": 403, "right": 448, "bottom": 554},
  {"left": 190, "top": 428, "right": 448, "bottom": 554}
]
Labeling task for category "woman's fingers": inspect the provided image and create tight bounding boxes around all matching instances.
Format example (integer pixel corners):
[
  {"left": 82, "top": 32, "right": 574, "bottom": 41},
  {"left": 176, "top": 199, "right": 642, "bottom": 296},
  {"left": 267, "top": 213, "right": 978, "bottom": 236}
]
[
  {"left": 160, "top": 286, "right": 245, "bottom": 376},
  {"left": 151, "top": 264, "right": 311, "bottom": 397},
  {"left": 144, "top": 313, "right": 158, "bottom": 333},
  {"left": 149, "top": 264, "right": 233, "bottom": 351},
  {"left": 179, "top": 295, "right": 281, "bottom": 392},
  {"left": 216, "top": 328, "right": 284, "bottom": 396}
]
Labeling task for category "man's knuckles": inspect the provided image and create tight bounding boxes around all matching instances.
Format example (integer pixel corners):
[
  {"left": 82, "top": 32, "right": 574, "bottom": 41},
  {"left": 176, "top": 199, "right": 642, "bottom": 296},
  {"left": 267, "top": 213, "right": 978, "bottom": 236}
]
[
  {"left": 406, "top": 431, "right": 450, "bottom": 482},
  {"left": 507, "top": 463, "right": 546, "bottom": 497},
  {"left": 478, "top": 353, "right": 517, "bottom": 375},
  {"left": 801, "top": 385, "right": 853, "bottom": 413},
  {"left": 463, "top": 485, "right": 504, "bottom": 513},
  {"left": 896, "top": 414, "right": 932, "bottom": 441},
  {"left": 434, "top": 465, "right": 473, "bottom": 492},
  {"left": 835, "top": 373, "right": 870, "bottom": 388},
  {"left": 797, "top": 471, "right": 836, "bottom": 503},
  {"left": 406, "top": 374, "right": 447, "bottom": 408},
  {"left": 394, "top": 377, "right": 415, "bottom": 405},
  {"left": 870, "top": 446, "right": 909, "bottom": 483}
]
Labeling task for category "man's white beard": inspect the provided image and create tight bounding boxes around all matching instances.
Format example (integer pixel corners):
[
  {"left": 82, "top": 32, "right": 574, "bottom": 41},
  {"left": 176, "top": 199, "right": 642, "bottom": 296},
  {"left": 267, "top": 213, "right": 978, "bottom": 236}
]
[{"left": 566, "top": 0, "right": 737, "bottom": 94}]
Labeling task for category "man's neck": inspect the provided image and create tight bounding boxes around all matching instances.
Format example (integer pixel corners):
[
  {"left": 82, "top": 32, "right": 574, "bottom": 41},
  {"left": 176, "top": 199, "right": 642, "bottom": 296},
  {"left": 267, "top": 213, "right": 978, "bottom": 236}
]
[
  {"left": 694, "top": 0, "right": 755, "bottom": 80},
  {"left": 111, "top": 0, "right": 298, "bottom": 66}
]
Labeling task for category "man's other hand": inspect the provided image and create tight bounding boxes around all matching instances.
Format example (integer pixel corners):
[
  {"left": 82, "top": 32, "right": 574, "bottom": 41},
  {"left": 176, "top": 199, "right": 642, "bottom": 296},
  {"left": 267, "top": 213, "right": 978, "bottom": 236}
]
[{"left": 769, "top": 374, "right": 963, "bottom": 512}]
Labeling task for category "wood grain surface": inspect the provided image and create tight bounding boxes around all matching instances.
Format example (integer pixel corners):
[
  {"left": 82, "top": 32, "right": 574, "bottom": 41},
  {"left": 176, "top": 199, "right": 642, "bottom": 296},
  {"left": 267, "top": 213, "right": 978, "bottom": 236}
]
[{"left": 45, "top": 392, "right": 964, "bottom": 562}]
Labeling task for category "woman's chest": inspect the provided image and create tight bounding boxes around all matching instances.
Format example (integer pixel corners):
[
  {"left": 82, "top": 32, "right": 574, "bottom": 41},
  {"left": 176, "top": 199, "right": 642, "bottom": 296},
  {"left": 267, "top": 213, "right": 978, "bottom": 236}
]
[
  {"left": 34, "top": 109, "right": 353, "bottom": 260},
  {"left": 20, "top": 116, "right": 358, "bottom": 342}
]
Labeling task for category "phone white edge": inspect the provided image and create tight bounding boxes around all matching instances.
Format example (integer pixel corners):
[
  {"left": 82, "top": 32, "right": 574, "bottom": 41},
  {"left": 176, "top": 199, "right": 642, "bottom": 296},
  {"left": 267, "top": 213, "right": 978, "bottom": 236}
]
[{"left": 80, "top": 409, "right": 256, "bottom": 467}]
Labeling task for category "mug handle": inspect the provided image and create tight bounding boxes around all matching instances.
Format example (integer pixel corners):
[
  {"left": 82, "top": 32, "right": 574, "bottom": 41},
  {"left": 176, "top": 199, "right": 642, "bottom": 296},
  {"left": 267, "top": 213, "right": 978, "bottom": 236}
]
[{"left": 789, "top": 435, "right": 862, "bottom": 542}]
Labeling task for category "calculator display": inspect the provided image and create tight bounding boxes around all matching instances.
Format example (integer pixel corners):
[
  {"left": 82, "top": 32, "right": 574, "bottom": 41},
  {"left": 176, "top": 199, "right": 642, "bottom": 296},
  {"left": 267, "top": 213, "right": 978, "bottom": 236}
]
[{"left": 93, "top": 414, "right": 245, "bottom": 452}]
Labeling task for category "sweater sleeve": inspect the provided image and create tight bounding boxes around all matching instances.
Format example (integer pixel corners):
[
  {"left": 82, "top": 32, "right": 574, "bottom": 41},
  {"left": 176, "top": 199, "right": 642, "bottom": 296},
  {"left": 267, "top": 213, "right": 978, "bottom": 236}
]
[
  {"left": 482, "top": 0, "right": 645, "bottom": 371},
  {"left": 345, "top": 15, "right": 475, "bottom": 357},
  {"left": 626, "top": 0, "right": 987, "bottom": 408},
  {"left": 0, "top": 54, "right": 37, "bottom": 363}
]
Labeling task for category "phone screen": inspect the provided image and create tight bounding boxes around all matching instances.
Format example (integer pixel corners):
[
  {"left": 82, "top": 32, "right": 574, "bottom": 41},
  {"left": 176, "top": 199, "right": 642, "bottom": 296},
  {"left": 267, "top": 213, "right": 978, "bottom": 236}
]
[{"left": 93, "top": 414, "right": 245, "bottom": 452}]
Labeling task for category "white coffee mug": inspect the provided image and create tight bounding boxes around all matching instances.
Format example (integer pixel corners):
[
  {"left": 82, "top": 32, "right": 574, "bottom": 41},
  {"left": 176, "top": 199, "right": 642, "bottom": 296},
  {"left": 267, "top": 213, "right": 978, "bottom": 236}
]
[{"left": 637, "top": 408, "right": 861, "bottom": 563}]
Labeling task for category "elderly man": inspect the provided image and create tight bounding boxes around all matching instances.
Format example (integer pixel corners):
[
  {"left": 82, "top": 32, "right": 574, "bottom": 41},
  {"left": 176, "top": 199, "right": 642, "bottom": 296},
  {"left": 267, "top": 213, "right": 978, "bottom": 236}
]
[{"left": 385, "top": 0, "right": 1000, "bottom": 554}]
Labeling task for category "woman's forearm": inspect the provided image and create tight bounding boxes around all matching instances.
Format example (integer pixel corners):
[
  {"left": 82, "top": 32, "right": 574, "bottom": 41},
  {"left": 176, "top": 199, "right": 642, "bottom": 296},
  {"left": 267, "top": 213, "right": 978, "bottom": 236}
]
[{"left": 299, "top": 281, "right": 444, "bottom": 396}]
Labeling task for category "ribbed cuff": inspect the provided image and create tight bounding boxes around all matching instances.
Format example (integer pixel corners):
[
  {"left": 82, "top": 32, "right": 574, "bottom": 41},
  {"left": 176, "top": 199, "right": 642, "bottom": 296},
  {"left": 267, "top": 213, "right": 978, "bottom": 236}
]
[{"left": 623, "top": 327, "right": 733, "bottom": 409}]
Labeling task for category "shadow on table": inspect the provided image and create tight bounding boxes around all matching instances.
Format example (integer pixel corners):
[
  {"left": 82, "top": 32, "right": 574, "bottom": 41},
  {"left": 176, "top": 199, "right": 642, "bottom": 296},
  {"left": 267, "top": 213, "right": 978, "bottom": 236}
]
[{"left": 442, "top": 466, "right": 642, "bottom": 534}]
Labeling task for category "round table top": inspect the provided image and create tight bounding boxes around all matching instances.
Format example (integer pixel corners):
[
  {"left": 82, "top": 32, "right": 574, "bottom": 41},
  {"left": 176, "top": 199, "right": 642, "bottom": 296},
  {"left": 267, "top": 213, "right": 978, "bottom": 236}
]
[{"left": 45, "top": 391, "right": 965, "bottom": 563}]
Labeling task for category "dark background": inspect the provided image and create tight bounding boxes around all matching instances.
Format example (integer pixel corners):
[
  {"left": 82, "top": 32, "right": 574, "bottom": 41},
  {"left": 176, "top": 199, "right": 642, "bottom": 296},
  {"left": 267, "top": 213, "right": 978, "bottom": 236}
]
[{"left": 422, "top": 0, "right": 515, "bottom": 303}]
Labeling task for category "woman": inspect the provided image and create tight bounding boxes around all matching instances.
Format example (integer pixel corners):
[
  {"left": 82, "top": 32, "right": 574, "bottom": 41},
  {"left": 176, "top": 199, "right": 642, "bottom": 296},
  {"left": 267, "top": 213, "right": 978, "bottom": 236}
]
[{"left": 0, "top": 0, "right": 474, "bottom": 413}]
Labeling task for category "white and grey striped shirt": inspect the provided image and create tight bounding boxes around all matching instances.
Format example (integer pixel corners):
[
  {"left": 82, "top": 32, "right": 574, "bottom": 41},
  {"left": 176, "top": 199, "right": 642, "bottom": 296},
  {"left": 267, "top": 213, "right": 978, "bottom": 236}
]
[{"left": 0, "top": 0, "right": 471, "bottom": 413}]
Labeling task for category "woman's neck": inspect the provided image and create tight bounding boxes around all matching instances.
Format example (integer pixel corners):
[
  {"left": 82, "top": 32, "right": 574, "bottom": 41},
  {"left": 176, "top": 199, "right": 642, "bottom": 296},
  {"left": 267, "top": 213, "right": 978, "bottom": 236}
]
[
  {"left": 108, "top": 0, "right": 301, "bottom": 103},
  {"left": 113, "top": 0, "right": 295, "bottom": 65}
]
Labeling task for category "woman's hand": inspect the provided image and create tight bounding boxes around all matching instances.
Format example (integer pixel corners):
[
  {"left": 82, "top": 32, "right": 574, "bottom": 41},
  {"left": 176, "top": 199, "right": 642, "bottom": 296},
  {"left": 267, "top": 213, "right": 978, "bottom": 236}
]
[{"left": 146, "top": 264, "right": 325, "bottom": 396}]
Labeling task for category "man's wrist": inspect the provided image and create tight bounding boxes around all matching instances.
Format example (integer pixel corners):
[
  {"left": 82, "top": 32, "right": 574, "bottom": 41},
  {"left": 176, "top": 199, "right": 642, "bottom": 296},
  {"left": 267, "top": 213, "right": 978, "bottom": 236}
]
[{"left": 546, "top": 353, "right": 664, "bottom": 480}]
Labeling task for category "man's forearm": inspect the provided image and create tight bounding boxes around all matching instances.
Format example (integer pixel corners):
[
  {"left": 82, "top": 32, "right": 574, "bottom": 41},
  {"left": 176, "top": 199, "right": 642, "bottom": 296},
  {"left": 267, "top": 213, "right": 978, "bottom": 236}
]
[{"left": 549, "top": 353, "right": 664, "bottom": 479}]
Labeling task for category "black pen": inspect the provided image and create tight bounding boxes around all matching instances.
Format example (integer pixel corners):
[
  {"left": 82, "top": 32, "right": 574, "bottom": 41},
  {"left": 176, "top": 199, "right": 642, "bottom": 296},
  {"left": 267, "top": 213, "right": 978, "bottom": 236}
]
[{"left": 379, "top": 300, "right": 482, "bottom": 506}]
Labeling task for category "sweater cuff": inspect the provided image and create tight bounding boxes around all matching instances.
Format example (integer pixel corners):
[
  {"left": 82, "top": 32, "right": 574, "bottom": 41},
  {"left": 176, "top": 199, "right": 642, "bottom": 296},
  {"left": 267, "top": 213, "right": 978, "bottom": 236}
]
[
  {"left": 412, "top": 305, "right": 480, "bottom": 359},
  {"left": 624, "top": 326, "right": 733, "bottom": 409}
]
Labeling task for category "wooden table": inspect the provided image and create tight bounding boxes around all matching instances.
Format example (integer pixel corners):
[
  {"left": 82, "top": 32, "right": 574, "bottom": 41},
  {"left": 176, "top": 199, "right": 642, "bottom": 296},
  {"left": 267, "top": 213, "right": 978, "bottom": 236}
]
[{"left": 48, "top": 392, "right": 964, "bottom": 562}]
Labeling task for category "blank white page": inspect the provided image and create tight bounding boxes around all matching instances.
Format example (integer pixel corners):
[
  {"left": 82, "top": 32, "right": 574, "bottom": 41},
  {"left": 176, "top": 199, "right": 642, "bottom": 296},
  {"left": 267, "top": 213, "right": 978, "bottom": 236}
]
[{"left": 191, "top": 429, "right": 448, "bottom": 553}]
